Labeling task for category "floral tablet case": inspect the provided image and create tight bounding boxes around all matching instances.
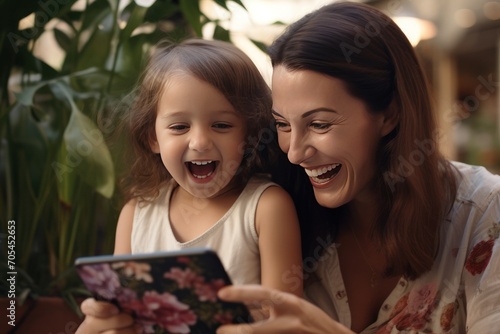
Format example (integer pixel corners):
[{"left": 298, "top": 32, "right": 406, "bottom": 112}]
[{"left": 75, "top": 248, "right": 252, "bottom": 334}]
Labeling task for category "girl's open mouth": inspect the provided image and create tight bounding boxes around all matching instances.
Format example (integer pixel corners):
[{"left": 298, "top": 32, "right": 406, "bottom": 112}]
[{"left": 186, "top": 160, "right": 218, "bottom": 179}]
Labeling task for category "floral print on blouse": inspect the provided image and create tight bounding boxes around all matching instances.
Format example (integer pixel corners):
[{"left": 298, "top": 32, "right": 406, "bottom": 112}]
[{"left": 305, "top": 162, "right": 500, "bottom": 334}]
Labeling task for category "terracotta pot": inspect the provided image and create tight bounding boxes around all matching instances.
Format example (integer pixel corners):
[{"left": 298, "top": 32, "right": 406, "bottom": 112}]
[{"left": 1, "top": 297, "right": 83, "bottom": 334}]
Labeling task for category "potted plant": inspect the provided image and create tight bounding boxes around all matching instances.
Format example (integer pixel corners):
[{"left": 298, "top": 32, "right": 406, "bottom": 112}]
[{"left": 0, "top": 0, "right": 248, "bottom": 332}]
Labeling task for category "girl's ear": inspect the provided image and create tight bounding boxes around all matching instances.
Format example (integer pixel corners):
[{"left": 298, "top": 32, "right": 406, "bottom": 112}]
[
  {"left": 150, "top": 136, "right": 160, "bottom": 153},
  {"left": 381, "top": 99, "right": 399, "bottom": 137}
]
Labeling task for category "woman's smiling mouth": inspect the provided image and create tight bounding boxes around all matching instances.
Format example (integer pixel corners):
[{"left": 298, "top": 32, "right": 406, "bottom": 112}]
[{"left": 304, "top": 163, "right": 342, "bottom": 183}]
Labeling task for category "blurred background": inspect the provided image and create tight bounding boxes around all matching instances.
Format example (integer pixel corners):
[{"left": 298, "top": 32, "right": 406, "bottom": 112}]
[{"left": 0, "top": 0, "right": 498, "bottom": 330}]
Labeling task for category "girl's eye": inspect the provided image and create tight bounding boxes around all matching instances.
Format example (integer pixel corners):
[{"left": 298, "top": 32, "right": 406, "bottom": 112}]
[
  {"left": 213, "top": 123, "right": 232, "bottom": 129},
  {"left": 169, "top": 124, "right": 189, "bottom": 131}
]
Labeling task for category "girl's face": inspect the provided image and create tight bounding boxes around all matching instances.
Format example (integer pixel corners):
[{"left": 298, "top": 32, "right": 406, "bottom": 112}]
[
  {"left": 271, "top": 66, "right": 396, "bottom": 208},
  {"left": 151, "top": 73, "right": 247, "bottom": 199}
]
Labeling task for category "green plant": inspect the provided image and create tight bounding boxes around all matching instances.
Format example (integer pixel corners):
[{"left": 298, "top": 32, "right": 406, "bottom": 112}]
[{"left": 0, "top": 0, "right": 248, "bottom": 313}]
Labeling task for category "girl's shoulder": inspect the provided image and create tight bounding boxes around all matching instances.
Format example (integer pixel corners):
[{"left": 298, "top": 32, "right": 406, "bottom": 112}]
[
  {"left": 243, "top": 173, "right": 277, "bottom": 191},
  {"left": 241, "top": 174, "right": 293, "bottom": 213},
  {"left": 135, "top": 179, "right": 176, "bottom": 209}
]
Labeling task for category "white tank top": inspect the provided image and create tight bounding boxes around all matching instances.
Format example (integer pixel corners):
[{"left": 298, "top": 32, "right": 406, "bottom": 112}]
[{"left": 131, "top": 175, "right": 277, "bottom": 285}]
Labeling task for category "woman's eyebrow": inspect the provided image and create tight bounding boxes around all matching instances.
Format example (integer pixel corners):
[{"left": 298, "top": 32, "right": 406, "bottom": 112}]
[{"left": 272, "top": 108, "right": 338, "bottom": 119}]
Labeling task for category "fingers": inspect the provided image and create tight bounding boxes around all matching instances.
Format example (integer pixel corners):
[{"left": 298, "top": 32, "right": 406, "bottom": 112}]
[
  {"left": 218, "top": 285, "right": 284, "bottom": 305},
  {"left": 249, "top": 306, "right": 270, "bottom": 322},
  {"left": 77, "top": 298, "right": 138, "bottom": 334},
  {"left": 83, "top": 313, "right": 136, "bottom": 330},
  {"left": 217, "top": 286, "right": 344, "bottom": 334},
  {"left": 81, "top": 298, "right": 120, "bottom": 318},
  {"left": 77, "top": 320, "right": 141, "bottom": 334},
  {"left": 216, "top": 316, "right": 302, "bottom": 334}
]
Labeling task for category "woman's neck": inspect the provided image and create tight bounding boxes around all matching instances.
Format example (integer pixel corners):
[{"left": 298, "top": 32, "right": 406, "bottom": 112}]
[{"left": 345, "top": 195, "right": 381, "bottom": 236}]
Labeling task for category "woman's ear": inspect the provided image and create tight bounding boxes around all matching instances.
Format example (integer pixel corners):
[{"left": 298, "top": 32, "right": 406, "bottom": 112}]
[{"left": 381, "top": 99, "right": 399, "bottom": 137}]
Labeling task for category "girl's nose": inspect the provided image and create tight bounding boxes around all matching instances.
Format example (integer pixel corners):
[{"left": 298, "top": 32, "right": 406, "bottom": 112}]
[{"left": 189, "top": 128, "right": 213, "bottom": 152}]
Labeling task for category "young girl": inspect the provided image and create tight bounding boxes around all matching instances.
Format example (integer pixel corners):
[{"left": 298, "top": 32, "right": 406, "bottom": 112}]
[{"left": 76, "top": 38, "right": 302, "bottom": 333}]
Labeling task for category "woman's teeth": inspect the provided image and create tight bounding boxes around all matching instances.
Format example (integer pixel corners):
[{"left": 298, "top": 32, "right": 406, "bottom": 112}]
[
  {"left": 305, "top": 164, "right": 340, "bottom": 177},
  {"left": 304, "top": 164, "right": 341, "bottom": 183}
]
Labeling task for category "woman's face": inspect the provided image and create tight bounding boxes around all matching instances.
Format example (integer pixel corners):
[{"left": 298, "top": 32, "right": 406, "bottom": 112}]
[{"left": 271, "top": 66, "right": 395, "bottom": 208}]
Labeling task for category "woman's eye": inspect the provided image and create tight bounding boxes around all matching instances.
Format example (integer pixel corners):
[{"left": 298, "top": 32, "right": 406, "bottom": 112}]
[
  {"left": 274, "top": 119, "right": 290, "bottom": 130},
  {"left": 310, "top": 122, "right": 331, "bottom": 130}
]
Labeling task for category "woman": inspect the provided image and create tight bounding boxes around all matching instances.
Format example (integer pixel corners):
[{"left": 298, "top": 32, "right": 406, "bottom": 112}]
[{"left": 217, "top": 2, "right": 500, "bottom": 333}]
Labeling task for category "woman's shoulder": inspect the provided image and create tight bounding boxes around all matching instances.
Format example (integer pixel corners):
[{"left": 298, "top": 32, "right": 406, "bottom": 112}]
[{"left": 451, "top": 161, "right": 500, "bottom": 205}]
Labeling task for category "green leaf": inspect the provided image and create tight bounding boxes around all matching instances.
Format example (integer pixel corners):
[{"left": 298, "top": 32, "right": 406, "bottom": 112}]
[
  {"left": 213, "top": 0, "right": 247, "bottom": 11},
  {"left": 179, "top": 0, "right": 203, "bottom": 37},
  {"left": 18, "top": 48, "right": 59, "bottom": 80},
  {"left": 213, "top": 0, "right": 229, "bottom": 10},
  {"left": 270, "top": 20, "right": 287, "bottom": 26},
  {"left": 249, "top": 38, "right": 269, "bottom": 54},
  {"left": 54, "top": 28, "right": 71, "bottom": 50},
  {"left": 53, "top": 28, "right": 72, "bottom": 52},
  {"left": 76, "top": 10, "right": 114, "bottom": 71},
  {"left": 145, "top": 1, "right": 178, "bottom": 22},
  {"left": 61, "top": 109, "right": 115, "bottom": 198},
  {"left": 80, "top": 0, "right": 111, "bottom": 32},
  {"left": 120, "top": 3, "right": 148, "bottom": 40},
  {"left": 8, "top": 103, "right": 50, "bottom": 195},
  {"left": 213, "top": 24, "right": 230, "bottom": 42},
  {"left": 54, "top": 82, "right": 115, "bottom": 198},
  {"left": 13, "top": 82, "right": 47, "bottom": 106},
  {"left": 229, "top": 0, "right": 247, "bottom": 10},
  {"left": 105, "top": 0, "right": 118, "bottom": 13}
]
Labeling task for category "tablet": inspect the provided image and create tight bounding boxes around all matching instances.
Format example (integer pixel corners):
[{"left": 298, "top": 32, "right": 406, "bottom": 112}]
[{"left": 75, "top": 248, "right": 252, "bottom": 333}]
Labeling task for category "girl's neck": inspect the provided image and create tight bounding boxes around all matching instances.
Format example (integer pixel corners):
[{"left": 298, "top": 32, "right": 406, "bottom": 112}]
[{"left": 174, "top": 177, "right": 245, "bottom": 204}]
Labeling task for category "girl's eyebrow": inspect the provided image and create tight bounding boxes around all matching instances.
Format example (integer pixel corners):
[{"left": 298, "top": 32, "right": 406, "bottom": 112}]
[
  {"left": 159, "top": 111, "right": 185, "bottom": 118},
  {"left": 159, "top": 109, "right": 239, "bottom": 119},
  {"left": 272, "top": 107, "right": 339, "bottom": 119}
]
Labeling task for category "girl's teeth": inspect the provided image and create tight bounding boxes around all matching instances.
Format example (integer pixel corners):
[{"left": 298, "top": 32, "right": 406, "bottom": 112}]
[
  {"left": 189, "top": 160, "right": 215, "bottom": 178},
  {"left": 193, "top": 172, "right": 213, "bottom": 179},
  {"left": 305, "top": 164, "right": 340, "bottom": 177},
  {"left": 191, "top": 160, "right": 212, "bottom": 165}
]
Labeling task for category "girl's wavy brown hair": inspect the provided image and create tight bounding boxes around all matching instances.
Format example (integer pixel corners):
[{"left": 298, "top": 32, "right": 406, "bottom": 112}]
[
  {"left": 268, "top": 1, "right": 458, "bottom": 279},
  {"left": 121, "top": 39, "right": 275, "bottom": 202}
]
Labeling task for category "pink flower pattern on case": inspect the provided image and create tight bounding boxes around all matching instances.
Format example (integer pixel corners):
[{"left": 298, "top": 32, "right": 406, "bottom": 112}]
[{"left": 77, "top": 256, "right": 249, "bottom": 333}]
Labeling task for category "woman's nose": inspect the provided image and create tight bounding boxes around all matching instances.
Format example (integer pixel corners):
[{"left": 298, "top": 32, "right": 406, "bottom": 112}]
[
  {"left": 282, "top": 131, "right": 314, "bottom": 165},
  {"left": 189, "top": 128, "right": 213, "bottom": 152}
]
